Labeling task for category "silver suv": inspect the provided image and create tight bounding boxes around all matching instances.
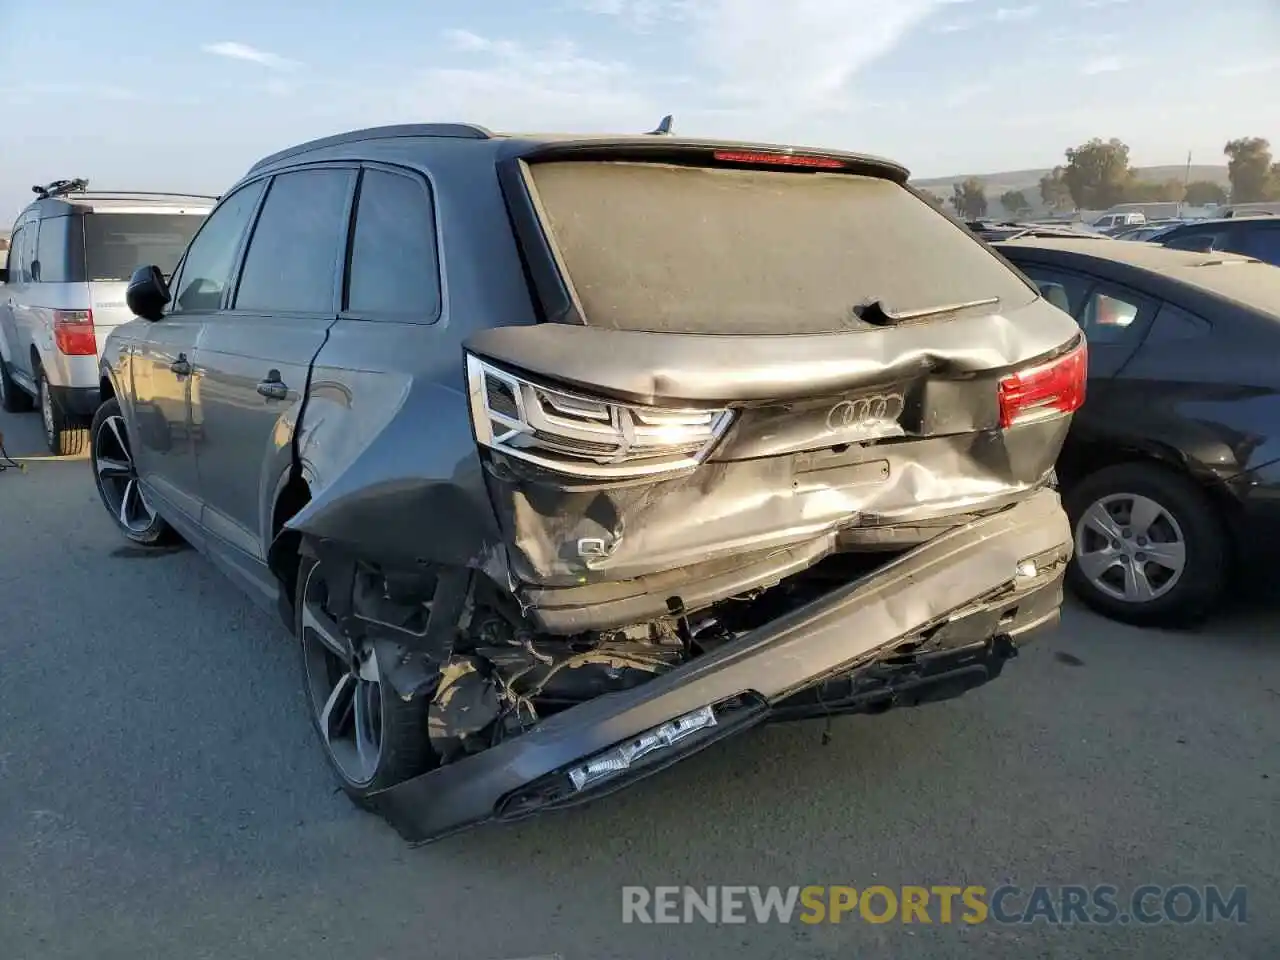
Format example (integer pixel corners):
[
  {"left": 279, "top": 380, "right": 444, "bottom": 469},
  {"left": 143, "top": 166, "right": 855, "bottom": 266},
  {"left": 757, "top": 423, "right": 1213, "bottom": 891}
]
[{"left": 0, "top": 180, "right": 213, "bottom": 453}]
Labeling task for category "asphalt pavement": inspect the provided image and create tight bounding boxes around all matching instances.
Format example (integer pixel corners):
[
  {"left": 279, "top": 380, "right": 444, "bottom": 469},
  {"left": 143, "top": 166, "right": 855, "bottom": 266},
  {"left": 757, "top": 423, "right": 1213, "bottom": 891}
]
[{"left": 1, "top": 405, "right": 1277, "bottom": 960}]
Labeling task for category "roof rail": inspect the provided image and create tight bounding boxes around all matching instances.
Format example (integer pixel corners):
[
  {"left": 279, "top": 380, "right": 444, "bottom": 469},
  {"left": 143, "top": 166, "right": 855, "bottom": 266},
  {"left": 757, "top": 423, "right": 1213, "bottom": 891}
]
[
  {"left": 247, "top": 123, "right": 495, "bottom": 174},
  {"left": 32, "top": 178, "right": 89, "bottom": 199},
  {"left": 60, "top": 191, "right": 220, "bottom": 202}
]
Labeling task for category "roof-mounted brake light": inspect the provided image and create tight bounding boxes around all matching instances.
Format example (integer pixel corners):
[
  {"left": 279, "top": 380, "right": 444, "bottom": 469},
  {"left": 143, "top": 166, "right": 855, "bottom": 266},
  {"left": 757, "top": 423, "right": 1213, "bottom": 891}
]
[{"left": 712, "top": 150, "right": 844, "bottom": 170}]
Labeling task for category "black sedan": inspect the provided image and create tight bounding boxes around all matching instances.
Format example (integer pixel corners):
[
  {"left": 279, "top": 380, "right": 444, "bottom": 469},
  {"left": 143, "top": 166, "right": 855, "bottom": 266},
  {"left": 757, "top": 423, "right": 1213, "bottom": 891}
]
[{"left": 995, "top": 237, "right": 1280, "bottom": 626}]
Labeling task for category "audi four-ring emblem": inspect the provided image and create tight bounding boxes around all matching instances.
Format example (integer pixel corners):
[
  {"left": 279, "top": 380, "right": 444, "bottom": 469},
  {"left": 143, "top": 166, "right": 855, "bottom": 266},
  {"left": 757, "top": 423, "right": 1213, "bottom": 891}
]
[{"left": 826, "top": 392, "right": 906, "bottom": 432}]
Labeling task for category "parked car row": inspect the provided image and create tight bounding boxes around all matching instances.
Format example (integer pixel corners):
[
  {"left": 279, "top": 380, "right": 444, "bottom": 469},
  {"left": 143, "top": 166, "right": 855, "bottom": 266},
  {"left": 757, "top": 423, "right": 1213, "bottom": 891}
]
[
  {"left": 3, "top": 125, "right": 1275, "bottom": 843},
  {"left": 8, "top": 123, "right": 1089, "bottom": 842}
]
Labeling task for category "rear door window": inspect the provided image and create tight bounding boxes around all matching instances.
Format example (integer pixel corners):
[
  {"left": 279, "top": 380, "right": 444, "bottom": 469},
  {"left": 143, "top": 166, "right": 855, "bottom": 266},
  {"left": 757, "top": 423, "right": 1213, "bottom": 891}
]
[
  {"left": 527, "top": 160, "right": 1038, "bottom": 335},
  {"left": 5, "top": 226, "right": 23, "bottom": 280},
  {"left": 1014, "top": 264, "right": 1095, "bottom": 318},
  {"left": 344, "top": 167, "right": 441, "bottom": 321},
  {"left": 234, "top": 168, "right": 353, "bottom": 315},
  {"left": 1078, "top": 285, "right": 1154, "bottom": 346},
  {"left": 34, "top": 216, "right": 76, "bottom": 283},
  {"left": 1163, "top": 229, "right": 1228, "bottom": 253},
  {"left": 1233, "top": 224, "right": 1280, "bottom": 266},
  {"left": 83, "top": 213, "right": 206, "bottom": 281}
]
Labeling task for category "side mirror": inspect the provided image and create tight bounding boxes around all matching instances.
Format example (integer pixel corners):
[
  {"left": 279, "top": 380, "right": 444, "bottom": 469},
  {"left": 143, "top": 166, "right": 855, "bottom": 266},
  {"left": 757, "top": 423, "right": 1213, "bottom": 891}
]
[
  {"left": 30, "top": 258, "right": 41, "bottom": 283},
  {"left": 126, "top": 265, "right": 171, "bottom": 321}
]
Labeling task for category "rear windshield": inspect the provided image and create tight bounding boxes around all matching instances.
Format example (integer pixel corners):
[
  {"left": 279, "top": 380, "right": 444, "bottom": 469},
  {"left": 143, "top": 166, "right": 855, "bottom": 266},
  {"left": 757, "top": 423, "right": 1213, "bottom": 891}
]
[
  {"left": 83, "top": 213, "right": 205, "bottom": 281},
  {"left": 528, "top": 160, "right": 1038, "bottom": 335}
]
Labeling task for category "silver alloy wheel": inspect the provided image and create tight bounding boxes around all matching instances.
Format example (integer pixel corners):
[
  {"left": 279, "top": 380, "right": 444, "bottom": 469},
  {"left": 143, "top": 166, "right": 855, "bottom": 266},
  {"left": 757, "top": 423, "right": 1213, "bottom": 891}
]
[
  {"left": 40, "top": 375, "right": 55, "bottom": 446},
  {"left": 1073, "top": 492, "right": 1187, "bottom": 603},
  {"left": 93, "top": 414, "right": 158, "bottom": 532},
  {"left": 301, "top": 566, "right": 384, "bottom": 787}
]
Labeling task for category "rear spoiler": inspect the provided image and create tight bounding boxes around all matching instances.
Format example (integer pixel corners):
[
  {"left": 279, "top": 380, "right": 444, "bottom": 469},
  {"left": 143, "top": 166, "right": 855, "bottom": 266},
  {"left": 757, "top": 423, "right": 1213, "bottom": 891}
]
[{"left": 498, "top": 137, "right": 910, "bottom": 184}]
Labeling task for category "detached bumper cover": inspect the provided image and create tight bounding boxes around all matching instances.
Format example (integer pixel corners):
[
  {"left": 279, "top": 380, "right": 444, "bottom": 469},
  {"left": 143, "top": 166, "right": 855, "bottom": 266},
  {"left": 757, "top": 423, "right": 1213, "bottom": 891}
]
[{"left": 368, "top": 488, "right": 1071, "bottom": 843}]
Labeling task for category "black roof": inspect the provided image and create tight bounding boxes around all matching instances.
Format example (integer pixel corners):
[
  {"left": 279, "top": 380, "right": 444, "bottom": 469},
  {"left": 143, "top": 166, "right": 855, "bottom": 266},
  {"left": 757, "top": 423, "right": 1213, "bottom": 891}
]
[{"left": 242, "top": 122, "right": 912, "bottom": 183}]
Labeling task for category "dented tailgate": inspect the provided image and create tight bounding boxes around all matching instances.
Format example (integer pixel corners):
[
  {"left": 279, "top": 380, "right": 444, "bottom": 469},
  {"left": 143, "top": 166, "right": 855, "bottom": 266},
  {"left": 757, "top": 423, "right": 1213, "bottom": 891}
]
[{"left": 465, "top": 153, "right": 1082, "bottom": 593}]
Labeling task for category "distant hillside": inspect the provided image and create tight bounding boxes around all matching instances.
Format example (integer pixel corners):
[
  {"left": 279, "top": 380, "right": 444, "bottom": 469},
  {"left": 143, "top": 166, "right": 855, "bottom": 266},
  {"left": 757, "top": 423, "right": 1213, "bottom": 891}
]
[{"left": 912, "top": 164, "right": 1230, "bottom": 214}]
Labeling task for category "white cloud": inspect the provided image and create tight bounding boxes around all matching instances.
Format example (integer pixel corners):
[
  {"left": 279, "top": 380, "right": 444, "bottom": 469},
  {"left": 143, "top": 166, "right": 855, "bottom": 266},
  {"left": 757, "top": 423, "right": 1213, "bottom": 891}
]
[
  {"left": 1079, "top": 56, "right": 1126, "bottom": 74},
  {"left": 931, "top": 20, "right": 972, "bottom": 33},
  {"left": 693, "top": 0, "right": 942, "bottom": 108},
  {"left": 1079, "top": 0, "right": 1131, "bottom": 6},
  {"left": 201, "top": 41, "right": 298, "bottom": 71},
  {"left": 992, "top": 5, "right": 1039, "bottom": 22},
  {"left": 404, "top": 32, "right": 651, "bottom": 130}
]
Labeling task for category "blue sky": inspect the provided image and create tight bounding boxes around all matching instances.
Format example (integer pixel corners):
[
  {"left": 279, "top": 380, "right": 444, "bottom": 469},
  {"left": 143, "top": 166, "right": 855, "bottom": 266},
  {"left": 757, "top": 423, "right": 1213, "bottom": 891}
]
[{"left": 2, "top": 0, "right": 1278, "bottom": 223}]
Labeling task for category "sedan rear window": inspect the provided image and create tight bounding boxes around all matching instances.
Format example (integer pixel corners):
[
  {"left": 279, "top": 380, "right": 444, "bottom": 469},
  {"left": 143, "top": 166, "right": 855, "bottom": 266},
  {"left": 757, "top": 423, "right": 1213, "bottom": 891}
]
[
  {"left": 528, "top": 160, "right": 1037, "bottom": 335},
  {"left": 83, "top": 213, "right": 206, "bottom": 281}
]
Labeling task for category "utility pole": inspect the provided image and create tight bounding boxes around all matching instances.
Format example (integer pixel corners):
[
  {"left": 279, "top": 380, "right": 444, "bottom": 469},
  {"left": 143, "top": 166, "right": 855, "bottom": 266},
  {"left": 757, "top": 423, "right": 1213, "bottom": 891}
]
[{"left": 1180, "top": 150, "right": 1192, "bottom": 216}]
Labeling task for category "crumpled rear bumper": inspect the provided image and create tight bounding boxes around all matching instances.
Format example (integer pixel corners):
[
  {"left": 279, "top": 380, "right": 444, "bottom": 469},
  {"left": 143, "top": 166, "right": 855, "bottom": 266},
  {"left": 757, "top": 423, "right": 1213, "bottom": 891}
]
[{"left": 368, "top": 487, "right": 1071, "bottom": 844}]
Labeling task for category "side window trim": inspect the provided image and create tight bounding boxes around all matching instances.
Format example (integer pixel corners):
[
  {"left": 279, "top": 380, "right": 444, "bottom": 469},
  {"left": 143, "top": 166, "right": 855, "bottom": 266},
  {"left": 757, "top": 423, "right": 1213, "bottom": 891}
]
[
  {"left": 1081, "top": 278, "right": 1159, "bottom": 348},
  {"left": 339, "top": 161, "right": 445, "bottom": 324},
  {"left": 1017, "top": 262, "right": 1097, "bottom": 321},
  {"left": 217, "top": 176, "right": 273, "bottom": 312},
  {"left": 226, "top": 161, "right": 359, "bottom": 317}
]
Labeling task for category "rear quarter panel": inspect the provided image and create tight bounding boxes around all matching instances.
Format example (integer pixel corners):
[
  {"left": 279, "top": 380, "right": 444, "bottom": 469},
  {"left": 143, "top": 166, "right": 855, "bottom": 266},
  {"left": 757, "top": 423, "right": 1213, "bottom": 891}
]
[
  {"left": 1069, "top": 309, "right": 1280, "bottom": 483},
  {"left": 26, "top": 281, "right": 96, "bottom": 388},
  {"left": 282, "top": 140, "right": 532, "bottom": 571}
]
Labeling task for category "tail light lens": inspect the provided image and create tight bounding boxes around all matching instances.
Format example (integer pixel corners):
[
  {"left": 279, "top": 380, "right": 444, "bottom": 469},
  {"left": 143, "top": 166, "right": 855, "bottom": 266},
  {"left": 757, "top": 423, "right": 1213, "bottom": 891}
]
[
  {"left": 998, "top": 340, "right": 1087, "bottom": 428},
  {"left": 466, "top": 355, "right": 734, "bottom": 480},
  {"left": 53, "top": 309, "right": 96, "bottom": 356}
]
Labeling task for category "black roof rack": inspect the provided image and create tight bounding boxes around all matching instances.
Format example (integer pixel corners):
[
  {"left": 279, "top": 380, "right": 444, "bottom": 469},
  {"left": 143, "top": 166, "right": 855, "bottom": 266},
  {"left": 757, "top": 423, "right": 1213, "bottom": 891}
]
[
  {"left": 56, "top": 191, "right": 219, "bottom": 202},
  {"left": 32, "top": 178, "right": 89, "bottom": 199},
  {"left": 247, "top": 123, "right": 495, "bottom": 175}
]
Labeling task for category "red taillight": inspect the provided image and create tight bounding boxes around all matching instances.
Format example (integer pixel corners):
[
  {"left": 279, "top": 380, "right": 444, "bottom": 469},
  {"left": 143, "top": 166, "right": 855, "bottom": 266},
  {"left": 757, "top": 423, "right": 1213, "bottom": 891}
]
[
  {"left": 998, "top": 341, "right": 1087, "bottom": 429},
  {"left": 53, "top": 309, "right": 96, "bottom": 356},
  {"left": 712, "top": 150, "right": 845, "bottom": 169}
]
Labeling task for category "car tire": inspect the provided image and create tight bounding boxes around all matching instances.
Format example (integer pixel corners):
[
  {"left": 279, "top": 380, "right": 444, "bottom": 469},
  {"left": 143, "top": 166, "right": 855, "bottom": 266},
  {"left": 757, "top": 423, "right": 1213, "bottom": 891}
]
[
  {"left": 1064, "top": 462, "right": 1229, "bottom": 627},
  {"left": 0, "top": 351, "right": 34, "bottom": 413},
  {"left": 89, "top": 398, "right": 176, "bottom": 546},
  {"left": 296, "top": 556, "right": 435, "bottom": 808},
  {"left": 38, "top": 367, "right": 89, "bottom": 456}
]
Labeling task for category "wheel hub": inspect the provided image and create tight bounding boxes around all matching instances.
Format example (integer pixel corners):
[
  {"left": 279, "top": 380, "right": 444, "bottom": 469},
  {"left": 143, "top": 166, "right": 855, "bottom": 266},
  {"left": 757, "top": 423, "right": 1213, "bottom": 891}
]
[{"left": 1073, "top": 492, "right": 1187, "bottom": 604}]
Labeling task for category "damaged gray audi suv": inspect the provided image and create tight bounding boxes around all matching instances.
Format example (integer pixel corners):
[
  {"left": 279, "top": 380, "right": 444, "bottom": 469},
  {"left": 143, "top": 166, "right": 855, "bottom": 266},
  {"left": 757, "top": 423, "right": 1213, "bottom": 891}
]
[{"left": 92, "top": 122, "right": 1084, "bottom": 842}]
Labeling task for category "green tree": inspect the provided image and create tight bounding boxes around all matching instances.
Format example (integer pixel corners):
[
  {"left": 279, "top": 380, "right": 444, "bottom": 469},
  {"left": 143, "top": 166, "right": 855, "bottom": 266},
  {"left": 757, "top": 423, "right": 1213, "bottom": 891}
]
[
  {"left": 1184, "top": 180, "right": 1228, "bottom": 206},
  {"left": 1039, "top": 166, "right": 1073, "bottom": 211},
  {"left": 1122, "top": 179, "right": 1185, "bottom": 203},
  {"left": 920, "top": 191, "right": 947, "bottom": 209},
  {"left": 1000, "top": 189, "right": 1032, "bottom": 216},
  {"left": 1270, "top": 163, "right": 1280, "bottom": 201},
  {"left": 1063, "top": 137, "right": 1134, "bottom": 209},
  {"left": 951, "top": 178, "right": 988, "bottom": 218},
  {"left": 1224, "top": 137, "right": 1273, "bottom": 202}
]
